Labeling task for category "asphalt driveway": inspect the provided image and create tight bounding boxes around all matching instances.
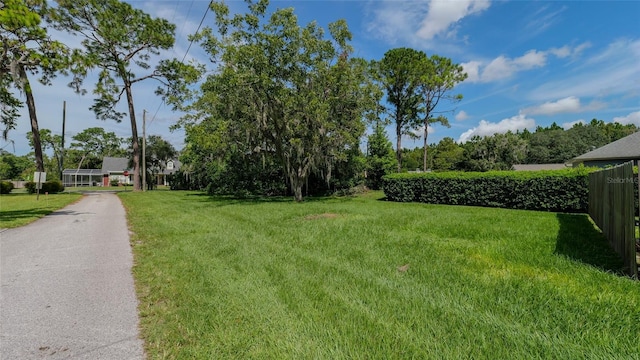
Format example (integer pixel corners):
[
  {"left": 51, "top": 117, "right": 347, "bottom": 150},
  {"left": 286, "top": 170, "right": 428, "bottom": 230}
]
[{"left": 1, "top": 192, "right": 144, "bottom": 359}]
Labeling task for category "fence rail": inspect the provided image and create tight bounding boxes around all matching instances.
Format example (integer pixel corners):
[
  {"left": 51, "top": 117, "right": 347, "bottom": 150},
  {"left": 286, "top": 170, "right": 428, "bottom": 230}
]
[{"left": 588, "top": 161, "right": 638, "bottom": 277}]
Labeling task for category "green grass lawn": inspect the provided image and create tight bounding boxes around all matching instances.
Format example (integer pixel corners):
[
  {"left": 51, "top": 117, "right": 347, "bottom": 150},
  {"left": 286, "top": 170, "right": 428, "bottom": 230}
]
[
  {"left": 119, "top": 191, "right": 640, "bottom": 359},
  {"left": 62, "top": 185, "right": 169, "bottom": 193},
  {"left": 0, "top": 192, "right": 83, "bottom": 228}
]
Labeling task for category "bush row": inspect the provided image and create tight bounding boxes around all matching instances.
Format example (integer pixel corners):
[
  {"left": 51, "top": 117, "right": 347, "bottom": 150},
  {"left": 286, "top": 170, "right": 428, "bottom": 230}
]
[
  {"left": 25, "top": 180, "right": 65, "bottom": 194},
  {"left": 382, "top": 168, "right": 592, "bottom": 213},
  {"left": 1, "top": 180, "right": 14, "bottom": 194}
]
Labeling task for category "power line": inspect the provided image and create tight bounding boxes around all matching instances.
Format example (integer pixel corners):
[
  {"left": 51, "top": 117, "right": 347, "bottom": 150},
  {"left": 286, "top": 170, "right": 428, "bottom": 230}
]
[
  {"left": 178, "top": 0, "right": 196, "bottom": 51},
  {"left": 181, "top": 0, "right": 210, "bottom": 64},
  {"left": 150, "top": 0, "right": 212, "bottom": 126}
]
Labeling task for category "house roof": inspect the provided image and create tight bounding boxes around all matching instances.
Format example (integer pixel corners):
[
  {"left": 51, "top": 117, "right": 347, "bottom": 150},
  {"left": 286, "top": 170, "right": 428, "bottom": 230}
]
[
  {"left": 101, "top": 157, "right": 131, "bottom": 173},
  {"left": 512, "top": 163, "right": 569, "bottom": 171},
  {"left": 160, "top": 159, "right": 181, "bottom": 174},
  {"left": 62, "top": 169, "right": 103, "bottom": 175},
  {"left": 571, "top": 131, "right": 640, "bottom": 163}
]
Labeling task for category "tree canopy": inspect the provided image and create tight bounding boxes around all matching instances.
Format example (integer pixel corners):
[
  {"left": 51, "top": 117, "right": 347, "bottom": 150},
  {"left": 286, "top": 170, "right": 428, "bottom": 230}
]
[
  {"left": 182, "top": 0, "right": 375, "bottom": 201},
  {"left": 375, "top": 48, "right": 425, "bottom": 172},
  {"left": 365, "top": 121, "right": 395, "bottom": 189},
  {"left": 1, "top": 0, "right": 78, "bottom": 172},
  {"left": 417, "top": 55, "right": 466, "bottom": 171},
  {"left": 142, "top": 134, "right": 177, "bottom": 190},
  {"left": 71, "top": 127, "right": 123, "bottom": 169}
]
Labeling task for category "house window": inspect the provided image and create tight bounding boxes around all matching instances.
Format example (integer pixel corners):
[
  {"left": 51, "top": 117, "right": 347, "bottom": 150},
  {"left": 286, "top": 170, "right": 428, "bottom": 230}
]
[{"left": 167, "top": 160, "right": 174, "bottom": 170}]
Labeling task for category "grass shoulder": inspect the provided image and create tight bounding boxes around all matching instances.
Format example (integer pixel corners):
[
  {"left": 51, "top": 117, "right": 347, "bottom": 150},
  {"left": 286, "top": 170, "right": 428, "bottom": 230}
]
[
  {"left": 119, "top": 190, "right": 639, "bottom": 359},
  {"left": 0, "top": 192, "right": 83, "bottom": 228}
]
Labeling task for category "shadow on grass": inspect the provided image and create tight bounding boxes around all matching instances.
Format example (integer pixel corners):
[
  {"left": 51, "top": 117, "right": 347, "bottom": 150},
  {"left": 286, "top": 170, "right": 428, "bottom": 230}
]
[
  {"left": 181, "top": 191, "right": 360, "bottom": 206},
  {"left": 0, "top": 208, "right": 92, "bottom": 225},
  {"left": 183, "top": 193, "right": 292, "bottom": 206},
  {"left": 0, "top": 209, "right": 53, "bottom": 224},
  {"left": 555, "top": 213, "right": 626, "bottom": 275}
]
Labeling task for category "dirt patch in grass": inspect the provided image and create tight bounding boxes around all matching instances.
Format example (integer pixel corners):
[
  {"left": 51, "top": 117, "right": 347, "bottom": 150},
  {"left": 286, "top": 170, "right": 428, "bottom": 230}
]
[{"left": 304, "top": 213, "right": 339, "bottom": 220}]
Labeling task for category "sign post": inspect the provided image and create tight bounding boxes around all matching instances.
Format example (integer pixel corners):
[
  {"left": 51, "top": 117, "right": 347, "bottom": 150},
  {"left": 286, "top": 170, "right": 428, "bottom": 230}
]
[{"left": 34, "top": 172, "right": 46, "bottom": 201}]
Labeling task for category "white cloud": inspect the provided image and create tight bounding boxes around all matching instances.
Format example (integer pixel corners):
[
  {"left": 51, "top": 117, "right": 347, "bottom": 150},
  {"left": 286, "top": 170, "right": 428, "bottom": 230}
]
[
  {"left": 458, "top": 114, "right": 535, "bottom": 142},
  {"left": 365, "top": 0, "right": 490, "bottom": 49},
  {"left": 549, "top": 45, "right": 571, "bottom": 58},
  {"left": 522, "top": 96, "right": 607, "bottom": 116},
  {"left": 365, "top": 2, "right": 425, "bottom": 44},
  {"left": 548, "top": 43, "right": 591, "bottom": 59},
  {"left": 466, "top": 50, "right": 547, "bottom": 82},
  {"left": 463, "top": 43, "right": 591, "bottom": 83},
  {"left": 514, "top": 50, "right": 547, "bottom": 69},
  {"left": 455, "top": 110, "right": 470, "bottom": 121},
  {"left": 487, "top": 51, "right": 546, "bottom": 81},
  {"left": 561, "top": 119, "right": 585, "bottom": 130},
  {"left": 416, "top": 0, "right": 491, "bottom": 40},
  {"left": 612, "top": 111, "right": 640, "bottom": 126},
  {"left": 529, "top": 96, "right": 582, "bottom": 115},
  {"left": 573, "top": 42, "right": 592, "bottom": 57},
  {"left": 481, "top": 56, "right": 513, "bottom": 82},
  {"left": 461, "top": 61, "right": 481, "bottom": 82}
]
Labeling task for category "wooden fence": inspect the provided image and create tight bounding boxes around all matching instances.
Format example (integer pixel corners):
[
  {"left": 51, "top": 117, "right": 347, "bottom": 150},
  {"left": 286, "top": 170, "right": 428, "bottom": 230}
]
[{"left": 588, "top": 161, "right": 638, "bottom": 277}]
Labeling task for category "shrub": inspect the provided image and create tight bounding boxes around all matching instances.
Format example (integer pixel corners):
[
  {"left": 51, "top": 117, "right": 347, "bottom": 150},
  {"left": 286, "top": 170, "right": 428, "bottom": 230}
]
[
  {"left": 383, "top": 168, "right": 593, "bottom": 213},
  {"left": 25, "top": 180, "right": 64, "bottom": 194},
  {"left": 43, "top": 180, "right": 64, "bottom": 193},
  {"left": 0, "top": 180, "right": 14, "bottom": 194},
  {"left": 25, "top": 181, "right": 35, "bottom": 194},
  {"left": 110, "top": 179, "right": 119, "bottom": 187}
]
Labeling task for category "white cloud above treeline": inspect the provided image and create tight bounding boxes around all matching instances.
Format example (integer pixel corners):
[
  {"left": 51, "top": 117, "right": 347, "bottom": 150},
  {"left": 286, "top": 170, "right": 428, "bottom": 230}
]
[
  {"left": 561, "top": 119, "right": 586, "bottom": 130},
  {"left": 612, "top": 111, "right": 640, "bottom": 126},
  {"left": 522, "top": 96, "right": 605, "bottom": 116},
  {"left": 459, "top": 109, "right": 640, "bottom": 144},
  {"left": 462, "top": 42, "right": 590, "bottom": 83},
  {"left": 458, "top": 114, "right": 535, "bottom": 142}
]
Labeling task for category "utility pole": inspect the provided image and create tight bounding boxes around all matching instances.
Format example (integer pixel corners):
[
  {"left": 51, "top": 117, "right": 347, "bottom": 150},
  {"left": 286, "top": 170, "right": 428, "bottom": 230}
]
[
  {"left": 142, "top": 109, "right": 146, "bottom": 192},
  {"left": 60, "top": 101, "right": 66, "bottom": 181}
]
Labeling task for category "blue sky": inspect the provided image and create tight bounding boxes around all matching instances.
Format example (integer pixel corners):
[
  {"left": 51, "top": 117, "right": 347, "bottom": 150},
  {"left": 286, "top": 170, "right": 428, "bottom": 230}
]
[{"left": 4, "top": 0, "right": 640, "bottom": 156}]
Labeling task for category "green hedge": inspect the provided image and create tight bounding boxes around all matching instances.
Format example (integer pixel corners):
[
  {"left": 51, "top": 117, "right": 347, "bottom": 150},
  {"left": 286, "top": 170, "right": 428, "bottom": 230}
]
[
  {"left": 0, "top": 180, "right": 14, "bottom": 194},
  {"left": 25, "top": 180, "right": 65, "bottom": 194},
  {"left": 382, "top": 168, "right": 593, "bottom": 213}
]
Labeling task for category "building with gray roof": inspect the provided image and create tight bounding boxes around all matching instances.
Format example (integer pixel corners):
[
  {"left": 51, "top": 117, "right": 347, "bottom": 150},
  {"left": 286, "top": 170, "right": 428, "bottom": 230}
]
[{"left": 571, "top": 131, "right": 640, "bottom": 167}]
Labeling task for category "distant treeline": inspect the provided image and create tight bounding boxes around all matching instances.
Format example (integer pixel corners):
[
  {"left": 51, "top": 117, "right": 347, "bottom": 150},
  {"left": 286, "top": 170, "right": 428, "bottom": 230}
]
[{"left": 401, "top": 119, "right": 638, "bottom": 172}]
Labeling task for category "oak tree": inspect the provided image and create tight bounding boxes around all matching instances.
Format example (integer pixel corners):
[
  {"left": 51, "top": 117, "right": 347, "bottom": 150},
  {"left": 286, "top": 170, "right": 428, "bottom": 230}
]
[{"left": 188, "top": 0, "right": 373, "bottom": 201}]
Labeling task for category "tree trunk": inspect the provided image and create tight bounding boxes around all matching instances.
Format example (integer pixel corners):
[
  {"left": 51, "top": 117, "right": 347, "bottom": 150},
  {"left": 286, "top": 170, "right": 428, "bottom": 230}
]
[
  {"left": 396, "top": 118, "right": 402, "bottom": 173},
  {"left": 288, "top": 173, "right": 304, "bottom": 202},
  {"left": 20, "top": 65, "right": 44, "bottom": 172},
  {"left": 293, "top": 183, "right": 303, "bottom": 202},
  {"left": 124, "top": 83, "right": 141, "bottom": 191},
  {"left": 423, "top": 119, "right": 428, "bottom": 172},
  {"left": 289, "top": 167, "right": 305, "bottom": 202},
  {"left": 76, "top": 153, "right": 87, "bottom": 171}
]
